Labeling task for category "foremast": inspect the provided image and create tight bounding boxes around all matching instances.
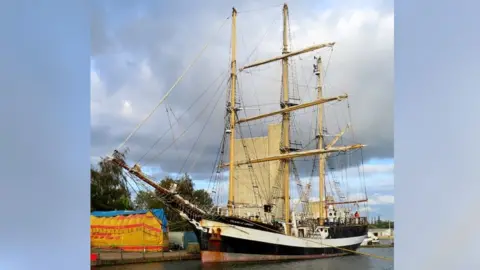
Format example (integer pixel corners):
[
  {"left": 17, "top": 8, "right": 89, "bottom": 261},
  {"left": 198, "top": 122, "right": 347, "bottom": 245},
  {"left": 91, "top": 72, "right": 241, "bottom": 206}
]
[
  {"left": 227, "top": 7, "right": 238, "bottom": 217},
  {"left": 315, "top": 56, "right": 326, "bottom": 225},
  {"left": 281, "top": 3, "right": 291, "bottom": 236}
]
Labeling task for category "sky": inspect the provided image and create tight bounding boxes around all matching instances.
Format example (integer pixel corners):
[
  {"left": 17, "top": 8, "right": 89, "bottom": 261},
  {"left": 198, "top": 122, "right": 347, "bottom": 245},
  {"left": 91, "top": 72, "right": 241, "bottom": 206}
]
[
  {"left": 91, "top": 0, "right": 394, "bottom": 220},
  {"left": 5, "top": 0, "right": 480, "bottom": 269}
]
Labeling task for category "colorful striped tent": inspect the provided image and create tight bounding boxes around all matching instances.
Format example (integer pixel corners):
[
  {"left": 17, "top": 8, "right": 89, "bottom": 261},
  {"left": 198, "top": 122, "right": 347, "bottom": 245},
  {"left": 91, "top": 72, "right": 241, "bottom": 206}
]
[{"left": 90, "top": 209, "right": 169, "bottom": 252}]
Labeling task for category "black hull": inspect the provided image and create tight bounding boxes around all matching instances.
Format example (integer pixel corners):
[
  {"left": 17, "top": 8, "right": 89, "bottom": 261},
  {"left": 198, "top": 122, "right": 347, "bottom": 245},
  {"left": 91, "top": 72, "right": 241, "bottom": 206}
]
[{"left": 193, "top": 218, "right": 368, "bottom": 263}]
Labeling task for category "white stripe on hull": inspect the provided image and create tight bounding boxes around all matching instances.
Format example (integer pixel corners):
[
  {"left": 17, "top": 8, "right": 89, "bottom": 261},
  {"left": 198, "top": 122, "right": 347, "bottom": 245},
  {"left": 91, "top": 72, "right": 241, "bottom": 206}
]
[{"left": 199, "top": 219, "right": 366, "bottom": 248}]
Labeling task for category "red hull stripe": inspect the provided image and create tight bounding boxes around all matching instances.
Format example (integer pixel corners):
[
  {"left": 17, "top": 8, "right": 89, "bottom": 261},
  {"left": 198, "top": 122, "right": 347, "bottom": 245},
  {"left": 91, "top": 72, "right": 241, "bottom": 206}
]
[{"left": 201, "top": 251, "right": 346, "bottom": 263}]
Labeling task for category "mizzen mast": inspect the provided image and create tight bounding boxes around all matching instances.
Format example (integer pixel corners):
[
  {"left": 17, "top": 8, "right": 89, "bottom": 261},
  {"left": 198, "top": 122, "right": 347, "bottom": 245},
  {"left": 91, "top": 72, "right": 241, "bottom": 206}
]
[{"left": 227, "top": 7, "right": 238, "bottom": 216}]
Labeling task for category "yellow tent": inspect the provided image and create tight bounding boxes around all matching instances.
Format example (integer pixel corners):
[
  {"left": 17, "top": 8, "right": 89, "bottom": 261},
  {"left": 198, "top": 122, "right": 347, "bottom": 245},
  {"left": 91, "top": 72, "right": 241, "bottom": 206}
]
[{"left": 90, "top": 210, "right": 169, "bottom": 251}]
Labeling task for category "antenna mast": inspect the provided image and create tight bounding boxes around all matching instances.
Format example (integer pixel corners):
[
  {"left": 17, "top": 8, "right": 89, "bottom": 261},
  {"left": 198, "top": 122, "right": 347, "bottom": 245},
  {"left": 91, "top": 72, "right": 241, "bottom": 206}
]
[
  {"left": 315, "top": 56, "right": 326, "bottom": 225},
  {"left": 227, "top": 7, "right": 238, "bottom": 216},
  {"left": 281, "top": 3, "right": 291, "bottom": 235}
]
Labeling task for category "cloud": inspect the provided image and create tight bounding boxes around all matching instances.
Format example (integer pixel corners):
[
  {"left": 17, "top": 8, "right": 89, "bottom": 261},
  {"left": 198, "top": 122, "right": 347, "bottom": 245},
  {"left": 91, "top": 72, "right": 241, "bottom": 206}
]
[
  {"left": 349, "top": 192, "right": 394, "bottom": 205},
  {"left": 90, "top": 1, "right": 393, "bottom": 182},
  {"left": 369, "top": 194, "right": 394, "bottom": 205},
  {"left": 359, "top": 206, "right": 374, "bottom": 213},
  {"left": 361, "top": 162, "right": 394, "bottom": 174}
]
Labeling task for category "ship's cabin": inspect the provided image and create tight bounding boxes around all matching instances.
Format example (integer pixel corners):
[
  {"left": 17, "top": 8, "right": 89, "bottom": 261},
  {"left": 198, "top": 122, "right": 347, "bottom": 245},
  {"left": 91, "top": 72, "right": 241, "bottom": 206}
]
[{"left": 290, "top": 205, "right": 368, "bottom": 238}]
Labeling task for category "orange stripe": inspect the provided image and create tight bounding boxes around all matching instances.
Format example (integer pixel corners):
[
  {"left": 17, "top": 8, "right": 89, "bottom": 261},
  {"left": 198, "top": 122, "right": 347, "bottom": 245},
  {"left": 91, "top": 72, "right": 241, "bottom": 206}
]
[
  {"left": 122, "top": 246, "right": 168, "bottom": 251},
  {"left": 91, "top": 236, "right": 121, "bottom": 240},
  {"left": 94, "top": 246, "right": 168, "bottom": 251},
  {"left": 90, "top": 224, "right": 163, "bottom": 232},
  {"left": 91, "top": 224, "right": 142, "bottom": 229},
  {"left": 143, "top": 224, "right": 163, "bottom": 232}
]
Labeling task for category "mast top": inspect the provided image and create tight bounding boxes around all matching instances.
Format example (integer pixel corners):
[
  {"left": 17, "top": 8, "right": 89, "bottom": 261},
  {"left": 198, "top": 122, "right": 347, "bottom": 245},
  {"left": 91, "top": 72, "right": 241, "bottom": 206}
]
[{"left": 232, "top": 7, "right": 237, "bottom": 14}]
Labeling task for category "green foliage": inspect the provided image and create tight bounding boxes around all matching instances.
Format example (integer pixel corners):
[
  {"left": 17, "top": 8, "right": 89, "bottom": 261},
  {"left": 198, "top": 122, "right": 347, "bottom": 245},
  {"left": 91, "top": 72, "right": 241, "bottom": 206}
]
[
  {"left": 132, "top": 190, "right": 160, "bottom": 209},
  {"left": 90, "top": 153, "right": 134, "bottom": 211},
  {"left": 90, "top": 152, "right": 213, "bottom": 232},
  {"left": 133, "top": 173, "right": 213, "bottom": 231},
  {"left": 193, "top": 189, "right": 213, "bottom": 210},
  {"left": 368, "top": 220, "right": 394, "bottom": 229}
]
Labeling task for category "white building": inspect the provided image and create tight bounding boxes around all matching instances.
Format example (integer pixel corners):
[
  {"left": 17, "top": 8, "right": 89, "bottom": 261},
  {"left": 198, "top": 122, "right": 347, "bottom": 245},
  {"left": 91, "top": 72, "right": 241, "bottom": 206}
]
[{"left": 369, "top": 228, "right": 394, "bottom": 237}]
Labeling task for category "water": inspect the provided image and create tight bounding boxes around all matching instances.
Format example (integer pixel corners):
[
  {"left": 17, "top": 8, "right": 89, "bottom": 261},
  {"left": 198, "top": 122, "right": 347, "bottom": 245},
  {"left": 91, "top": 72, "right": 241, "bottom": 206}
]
[{"left": 95, "top": 248, "right": 394, "bottom": 270}]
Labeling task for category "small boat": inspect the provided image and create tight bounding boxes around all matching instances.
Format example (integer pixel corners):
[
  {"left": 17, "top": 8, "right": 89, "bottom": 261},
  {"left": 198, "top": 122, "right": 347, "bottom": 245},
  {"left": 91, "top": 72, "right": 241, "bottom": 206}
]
[{"left": 360, "top": 232, "right": 380, "bottom": 246}]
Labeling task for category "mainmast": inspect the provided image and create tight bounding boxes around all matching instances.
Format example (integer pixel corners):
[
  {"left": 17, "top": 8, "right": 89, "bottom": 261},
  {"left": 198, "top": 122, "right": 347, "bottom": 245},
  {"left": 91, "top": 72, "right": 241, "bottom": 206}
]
[
  {"left": 229, "top": 3, "right": 363, "bottom": 231},
  {"left": 315, "top": 57, "right": 326, "bottom": 225},
  {"left": 227, "top": 7, "right": 238, "bottom": 216},
  {"left": 281, "top": 3, "right": 291, "bottom": 235}
]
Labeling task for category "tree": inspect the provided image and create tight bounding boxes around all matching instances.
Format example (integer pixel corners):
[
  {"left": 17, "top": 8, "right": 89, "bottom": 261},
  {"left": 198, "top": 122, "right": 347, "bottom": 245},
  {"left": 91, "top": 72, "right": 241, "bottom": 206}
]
[
  {"left": 134, "top": 190, "right": 164, "bottom": 210},
  {"left": 91, "top": 149, "right": 213, "bottom": 230},
  {"left": 155, "top": 174, "right": 194, "bottom": 200},
  {"left": 368, "top": 220, "right": 394, "bottom": 229},
  {"left": 91, "top": 153, "right": 133, "bottom": 212},
  {"left": 133, "top": 173, "right": 213, "bottom": 231},
  {"left": 193, "top": 189, "right": 213, "bottom": 210}
]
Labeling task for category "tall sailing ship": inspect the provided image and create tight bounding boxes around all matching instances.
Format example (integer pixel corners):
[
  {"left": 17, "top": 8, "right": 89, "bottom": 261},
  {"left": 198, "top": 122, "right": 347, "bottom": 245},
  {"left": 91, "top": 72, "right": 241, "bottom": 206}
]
[{"left": 110, "top": 4, "right": 369, "bottom": 263}]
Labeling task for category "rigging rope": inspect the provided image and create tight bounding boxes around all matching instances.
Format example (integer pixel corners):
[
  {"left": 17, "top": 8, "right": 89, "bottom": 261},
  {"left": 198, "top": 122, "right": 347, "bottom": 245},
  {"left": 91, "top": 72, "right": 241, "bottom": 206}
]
[
  {"left": 319, "top": 241, "right": 393, "bottom": 262},
  {"left": 175, "top": 78, "right": 228, "bottom": 177},
  {"left": 136, "top": 70, "right": 228, "bottom": 164},
  {"left": 115, "top": 16, "right": 230, "bottom": 152},
  {"left": 164, "top": 104, "right": 183, "bottom": 167},
  {"left": 142, "top": 74, "right": 228, "bottom": 166}
]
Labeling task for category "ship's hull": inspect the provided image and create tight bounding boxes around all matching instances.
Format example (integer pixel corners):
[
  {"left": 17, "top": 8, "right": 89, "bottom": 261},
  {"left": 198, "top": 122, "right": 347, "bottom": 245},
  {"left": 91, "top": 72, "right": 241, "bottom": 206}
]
[{"left": 194, "top": 218, "right": 367, "bottom": 263}]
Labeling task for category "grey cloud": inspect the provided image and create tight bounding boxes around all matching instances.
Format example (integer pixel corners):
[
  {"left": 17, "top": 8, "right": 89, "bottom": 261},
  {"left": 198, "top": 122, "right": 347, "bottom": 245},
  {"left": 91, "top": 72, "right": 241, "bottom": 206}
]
[{"left": 91, "top": 0, "right": 393, "bottom": 180}]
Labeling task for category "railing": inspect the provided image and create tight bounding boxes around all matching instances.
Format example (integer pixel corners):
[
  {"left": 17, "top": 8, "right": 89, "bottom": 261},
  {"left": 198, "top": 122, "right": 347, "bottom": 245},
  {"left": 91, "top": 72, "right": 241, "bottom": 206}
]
[{"left": 322, "top": 216, "right": 368, "bottom": 226}]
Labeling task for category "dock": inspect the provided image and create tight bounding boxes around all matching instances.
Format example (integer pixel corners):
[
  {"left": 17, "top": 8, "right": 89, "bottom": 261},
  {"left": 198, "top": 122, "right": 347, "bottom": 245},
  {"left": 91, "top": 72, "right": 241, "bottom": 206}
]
[{"left": 91, "top": 250, "right": 200, "bottom": 267}]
